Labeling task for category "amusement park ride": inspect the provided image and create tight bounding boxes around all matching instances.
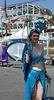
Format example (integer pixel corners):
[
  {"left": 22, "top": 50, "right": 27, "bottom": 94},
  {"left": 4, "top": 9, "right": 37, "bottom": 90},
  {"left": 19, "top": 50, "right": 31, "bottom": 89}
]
[
  {"left": 1, "top": 0, "right": 54, "bottom": 64},
  {"left": 39, "top": 5, "right": 54, "bottom": 24},
  {"left": 0, "top": 1, "right": 53, "bottom": 100}
]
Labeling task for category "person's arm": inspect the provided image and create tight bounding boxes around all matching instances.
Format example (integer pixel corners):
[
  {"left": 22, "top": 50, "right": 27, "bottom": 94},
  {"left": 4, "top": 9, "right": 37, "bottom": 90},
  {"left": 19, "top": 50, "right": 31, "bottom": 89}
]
[
  {"left": 1, "top": 43, "right": 4, "bottom": 47},
  {"left": 26, "top": 50, "right": 29, "bottom": 63},
  {"left": 25, "top": 39, "right": 30, "bottom": 63}
]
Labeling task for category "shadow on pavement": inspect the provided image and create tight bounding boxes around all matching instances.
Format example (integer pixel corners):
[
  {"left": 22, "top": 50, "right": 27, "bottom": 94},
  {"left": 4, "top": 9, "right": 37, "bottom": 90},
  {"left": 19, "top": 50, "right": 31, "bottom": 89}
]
[
  {"left": 0, "top": 64, "right": 13, "bottom": 67},
  {"left": 46, "top": 97, "right": 54, "bottom": 100}
]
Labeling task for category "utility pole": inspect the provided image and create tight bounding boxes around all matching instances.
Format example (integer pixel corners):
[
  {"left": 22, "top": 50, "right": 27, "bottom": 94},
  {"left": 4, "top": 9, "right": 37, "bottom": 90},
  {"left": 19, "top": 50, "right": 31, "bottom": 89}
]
[{"left": 4, "top": 0, "right": 7, "bottom": 36}]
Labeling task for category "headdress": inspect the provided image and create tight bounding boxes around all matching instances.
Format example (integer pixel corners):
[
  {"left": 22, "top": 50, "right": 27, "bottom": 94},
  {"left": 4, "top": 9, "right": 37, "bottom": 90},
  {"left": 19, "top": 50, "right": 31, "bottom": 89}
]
[{"left": 29, "top": 21, "right": 47, "bottom": 37}]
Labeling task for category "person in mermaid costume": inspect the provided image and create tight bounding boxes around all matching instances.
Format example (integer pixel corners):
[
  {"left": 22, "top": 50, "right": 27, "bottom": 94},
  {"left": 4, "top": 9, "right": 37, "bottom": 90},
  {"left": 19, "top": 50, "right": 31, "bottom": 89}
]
[{"left": 22, "top": 21, "right": 49, "bottom": 100}]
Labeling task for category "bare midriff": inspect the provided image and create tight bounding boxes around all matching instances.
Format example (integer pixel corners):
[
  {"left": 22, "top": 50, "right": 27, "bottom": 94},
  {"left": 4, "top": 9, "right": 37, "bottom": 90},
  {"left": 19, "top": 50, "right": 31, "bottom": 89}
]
[{"left": 29, "top": 62, "right": 44, "bottom": 71}]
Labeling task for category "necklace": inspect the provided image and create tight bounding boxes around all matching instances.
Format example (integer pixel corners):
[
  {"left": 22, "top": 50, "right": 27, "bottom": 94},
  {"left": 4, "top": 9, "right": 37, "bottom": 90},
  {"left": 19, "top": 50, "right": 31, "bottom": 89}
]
[{"left": 33, "top": 44, "right": 41, "bottom": 57}]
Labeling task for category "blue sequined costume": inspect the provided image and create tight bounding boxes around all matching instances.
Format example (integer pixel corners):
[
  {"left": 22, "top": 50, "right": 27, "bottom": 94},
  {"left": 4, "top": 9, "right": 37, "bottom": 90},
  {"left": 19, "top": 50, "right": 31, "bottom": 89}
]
[{"left": 21, "top": 41, "right": 46, "bottom": 100}]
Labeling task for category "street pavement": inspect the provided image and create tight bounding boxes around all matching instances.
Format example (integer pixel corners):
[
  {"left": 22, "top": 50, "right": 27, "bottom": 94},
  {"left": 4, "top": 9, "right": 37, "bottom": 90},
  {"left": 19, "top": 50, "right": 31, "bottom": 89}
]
[{"left": 0, "top": 56, "right": 54, "bottom": 100}]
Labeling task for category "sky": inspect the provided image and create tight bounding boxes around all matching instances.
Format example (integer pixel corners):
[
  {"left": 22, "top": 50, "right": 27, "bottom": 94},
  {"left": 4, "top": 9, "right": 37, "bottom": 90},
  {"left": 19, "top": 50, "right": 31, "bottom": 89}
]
[{"left": 0, "top": 0, "right": 54, "bottom": 15}]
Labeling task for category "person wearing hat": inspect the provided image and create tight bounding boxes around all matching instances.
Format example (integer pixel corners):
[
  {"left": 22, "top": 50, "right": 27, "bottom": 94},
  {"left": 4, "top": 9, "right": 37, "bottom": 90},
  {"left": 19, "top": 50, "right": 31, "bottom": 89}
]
[{"left": 22, "top": 21, "right": 50, "bottom": 100}]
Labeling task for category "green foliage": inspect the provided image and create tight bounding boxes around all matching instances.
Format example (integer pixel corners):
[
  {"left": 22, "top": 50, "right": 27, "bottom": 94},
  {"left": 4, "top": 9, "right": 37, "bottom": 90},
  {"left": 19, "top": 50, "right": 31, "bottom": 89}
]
[
  {"left": 51, "top": 16, "right": 54, "bottom": 20},
  {"left": 29, "top": 15, "right": 32, "bottom": 21},
  {"left": 34, "top": 7, "right": 39, "bottom": 14},
  {"left": 18, "top": 11, "right": 22, "bottom": 15},
  {"left": 48, "top": 20, "right": 53, "bottom": 25},
  {"left": 28, "top": 7, "right": 33, "bottom": 14},
  {"left": 40, "top": 10, "right": 45, "bottom": 15},
  {"left": 49, "top": 16, "right": 54, "bottom": 25},
  {"left": 43, "top": 8, "right": 53, "bottom": 16},
  {"left": 37, "top": 16, "right": 45, "bottom": 20},
  {"left": 29, "top": 22, "right": 33, "bottom": 27},
  {"left": 23, "top": 9, "right": 27, "bottom": 14}
]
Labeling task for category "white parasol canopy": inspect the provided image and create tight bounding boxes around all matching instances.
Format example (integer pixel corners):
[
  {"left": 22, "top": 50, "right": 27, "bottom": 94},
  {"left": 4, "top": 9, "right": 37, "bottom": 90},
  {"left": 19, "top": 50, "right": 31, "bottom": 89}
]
[{"left": 4, "top": 26, "right": 28, "bottom": 40}]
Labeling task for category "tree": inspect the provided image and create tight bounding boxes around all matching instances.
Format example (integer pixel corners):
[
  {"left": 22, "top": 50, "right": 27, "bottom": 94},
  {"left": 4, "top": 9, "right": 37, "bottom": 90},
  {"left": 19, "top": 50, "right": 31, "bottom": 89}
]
[{"left": 43, "top": 8, "right": 53, "bottom": 16}]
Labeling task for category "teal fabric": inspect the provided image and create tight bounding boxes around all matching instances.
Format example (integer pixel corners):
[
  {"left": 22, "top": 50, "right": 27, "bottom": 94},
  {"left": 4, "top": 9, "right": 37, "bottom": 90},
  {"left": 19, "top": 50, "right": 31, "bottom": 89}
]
[
  {"left": 30, "top": 50, "right": 45, "bottom": 64},
  {"left": 21, "top": 43, "right": 29, "bottom": 81},
  {"left": 25, "top": 68, "right": 46, "bottom": 100},
  {"left": 22, "top": 41, "right": 45, "bottom": 80},
  {"left": 21, "top": 41, "right": 46, "bottom": 100}
]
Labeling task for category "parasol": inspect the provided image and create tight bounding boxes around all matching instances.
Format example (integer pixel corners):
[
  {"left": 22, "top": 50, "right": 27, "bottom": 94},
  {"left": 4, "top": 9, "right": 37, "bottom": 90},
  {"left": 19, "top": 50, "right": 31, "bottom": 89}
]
[
  {"left": 0, "top": 39, "right": 13, "bottom": 44},
  {"left": 18, "top": 13, "right": 37, "bottom": 34},
  {"left": 6, "top": 42, "right": 25, "bottom": 61}
]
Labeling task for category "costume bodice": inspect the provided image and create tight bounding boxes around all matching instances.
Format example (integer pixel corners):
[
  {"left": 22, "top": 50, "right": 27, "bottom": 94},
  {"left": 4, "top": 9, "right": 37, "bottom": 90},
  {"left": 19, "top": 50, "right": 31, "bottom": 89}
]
[
  {"left": 22, "top": 42, "right": 45, "bottom": 81},
  {"left": 30, "top": 50, "right": 45, "bottom": 64}
]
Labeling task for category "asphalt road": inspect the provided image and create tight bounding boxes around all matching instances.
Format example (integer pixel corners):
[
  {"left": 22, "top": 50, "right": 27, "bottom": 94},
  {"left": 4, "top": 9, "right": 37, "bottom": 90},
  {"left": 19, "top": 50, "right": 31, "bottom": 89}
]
[
  {"left": 0, "top": 58, "right": 54, "bottom": 100},
  {"left": 0, "top": 44, "right": 54, "bottom": 100}
]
